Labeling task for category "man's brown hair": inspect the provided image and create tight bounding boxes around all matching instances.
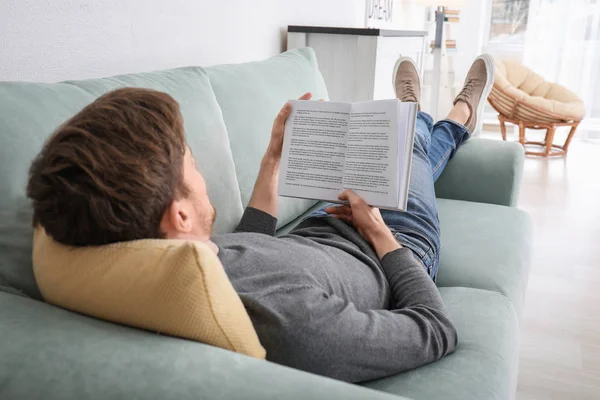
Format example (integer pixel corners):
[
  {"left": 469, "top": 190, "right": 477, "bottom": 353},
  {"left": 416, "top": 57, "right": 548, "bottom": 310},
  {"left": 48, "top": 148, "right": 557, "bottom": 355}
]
[{"left": 27, "top": 87, "right": 189, "bottom": 246}]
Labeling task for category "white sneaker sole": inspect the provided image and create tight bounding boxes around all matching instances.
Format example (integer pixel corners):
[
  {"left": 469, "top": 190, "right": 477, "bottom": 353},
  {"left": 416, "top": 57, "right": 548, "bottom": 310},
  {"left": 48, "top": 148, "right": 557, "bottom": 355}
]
[
  {"left": 473, "top": 54, "right": 495, "bottom": 130},
  {"left": 392, "top": 57, "right": 420, "bottom": 100}
]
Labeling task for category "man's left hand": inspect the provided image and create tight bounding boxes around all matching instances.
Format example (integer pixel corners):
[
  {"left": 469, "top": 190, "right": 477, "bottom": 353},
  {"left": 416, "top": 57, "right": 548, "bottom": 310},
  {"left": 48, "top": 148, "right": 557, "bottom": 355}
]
[
  {"left": 264, "top": 92, "right": 312, "bottom": 161},
  {"left": 248, "top": 92, "right": 312, "bottom": 218}
]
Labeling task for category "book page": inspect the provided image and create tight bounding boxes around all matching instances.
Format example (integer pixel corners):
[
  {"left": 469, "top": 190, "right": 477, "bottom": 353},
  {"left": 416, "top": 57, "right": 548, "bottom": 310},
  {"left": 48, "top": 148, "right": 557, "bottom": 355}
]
[
  {"left": 396, "top": 102, "right": 418, "bottom": 210},
  {"left": 279, "top": 100, "right": 351, "bottom": 202},
  {"left": 342, "top": 100, "right": 400, "bottom": 209}
]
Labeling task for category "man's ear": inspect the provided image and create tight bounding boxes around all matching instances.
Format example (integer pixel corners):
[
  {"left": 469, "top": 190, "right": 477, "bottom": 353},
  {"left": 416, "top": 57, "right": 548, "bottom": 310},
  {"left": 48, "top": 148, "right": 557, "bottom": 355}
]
[{"left": 160, "top": 200, "right": 193, "bottom": 238}]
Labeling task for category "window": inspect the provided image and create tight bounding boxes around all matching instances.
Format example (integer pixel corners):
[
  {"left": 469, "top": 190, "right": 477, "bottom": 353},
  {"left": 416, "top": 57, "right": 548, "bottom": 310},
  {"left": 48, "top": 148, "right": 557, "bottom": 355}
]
[{"left": 489, "top": 0, "right": 531, "bottom": 44}]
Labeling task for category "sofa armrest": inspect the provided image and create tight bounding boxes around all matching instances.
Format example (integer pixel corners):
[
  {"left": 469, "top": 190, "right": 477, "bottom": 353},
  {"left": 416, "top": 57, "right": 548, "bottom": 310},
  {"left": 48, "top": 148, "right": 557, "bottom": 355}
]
[
  {"left": 434, "top": 139, "right": 525, "bottom": 207},
  {"left": 0, "top": 292, "right": 407, "bottom": 400}
]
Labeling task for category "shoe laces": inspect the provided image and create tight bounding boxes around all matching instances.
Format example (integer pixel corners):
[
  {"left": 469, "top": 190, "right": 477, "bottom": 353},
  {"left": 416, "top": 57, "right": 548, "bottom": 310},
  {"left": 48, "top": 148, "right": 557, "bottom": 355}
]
[
  {"left": 401, "top": 79, "right": 416, "bottom": 101},
  {"left": 458, "top": 78, "right": 476, "bottom": 100}
]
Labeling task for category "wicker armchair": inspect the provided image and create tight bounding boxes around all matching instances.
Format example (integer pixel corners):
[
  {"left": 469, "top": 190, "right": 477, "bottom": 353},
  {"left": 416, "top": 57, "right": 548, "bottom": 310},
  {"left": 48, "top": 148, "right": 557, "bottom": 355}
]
[{"left": 488, "top": 59, "right": 585, "bottom": 156}]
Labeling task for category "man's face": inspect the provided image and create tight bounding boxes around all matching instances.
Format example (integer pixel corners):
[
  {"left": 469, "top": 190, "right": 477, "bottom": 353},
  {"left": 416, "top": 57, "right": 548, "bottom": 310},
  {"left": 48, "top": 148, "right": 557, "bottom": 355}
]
[{"left": 181, "top": 147, "right": 217, "bottom": 237}]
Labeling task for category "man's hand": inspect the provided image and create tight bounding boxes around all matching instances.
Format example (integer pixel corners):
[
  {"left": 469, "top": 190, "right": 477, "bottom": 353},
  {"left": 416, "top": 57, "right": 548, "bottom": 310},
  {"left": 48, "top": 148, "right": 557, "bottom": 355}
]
[
  {"left": 325, "top": 190, "right": 401, "bottom": 259},
  {"left": 264, "top": 92, "right": 312, "bottom": 161},
  {"left": 248, "top": 92, "right": 312, "bottom": 218}
]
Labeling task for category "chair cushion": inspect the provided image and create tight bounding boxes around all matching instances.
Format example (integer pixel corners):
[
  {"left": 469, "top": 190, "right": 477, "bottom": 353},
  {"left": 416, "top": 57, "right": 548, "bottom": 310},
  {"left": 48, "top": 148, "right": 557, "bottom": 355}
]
[
  {"left": 206, "top": 48, "right": 330, "bottom": 229},
  {"left": 33, "top": 228, "right": 265, "bottom": 358},
  {"left": 0, "top": 67, "right": 243, "bottom": 298},
  {"left": 491, "top": 58, "right": 585, "bottom": 122},
  {"left": 363, "top": 287, "right": 520, "bottom": 400},
  {"left": 435, "top": 198, "right": 532, "bottom": 315}
]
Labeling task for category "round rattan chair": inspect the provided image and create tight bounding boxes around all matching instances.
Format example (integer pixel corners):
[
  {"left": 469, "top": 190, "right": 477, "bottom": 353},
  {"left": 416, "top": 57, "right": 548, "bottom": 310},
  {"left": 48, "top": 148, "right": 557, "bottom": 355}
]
[{"left": 488, "top": 59, "right": 585, "bottom": 156}]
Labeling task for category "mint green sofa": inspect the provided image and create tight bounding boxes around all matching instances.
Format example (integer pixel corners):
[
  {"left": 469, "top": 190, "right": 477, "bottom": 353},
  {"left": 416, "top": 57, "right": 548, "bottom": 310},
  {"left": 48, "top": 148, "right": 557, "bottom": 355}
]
[{"left": 0, "top": 48, "right": 531, "bottom": 400}]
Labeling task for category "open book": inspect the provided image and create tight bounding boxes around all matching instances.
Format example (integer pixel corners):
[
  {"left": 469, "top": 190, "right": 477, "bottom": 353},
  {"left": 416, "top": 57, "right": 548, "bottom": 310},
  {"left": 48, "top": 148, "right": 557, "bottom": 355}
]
[{"left": 278, "top": 99, "right": 418, "bottom": 211}]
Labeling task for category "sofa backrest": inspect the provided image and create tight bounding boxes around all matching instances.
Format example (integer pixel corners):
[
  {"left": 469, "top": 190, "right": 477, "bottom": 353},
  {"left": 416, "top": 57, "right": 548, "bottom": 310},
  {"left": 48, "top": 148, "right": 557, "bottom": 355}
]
[
  {"left": 0, "top": 48, "right": 329, "bottom": 298},
  {"left": 0, "top": 68, "right": 243, "bottom": 298},
  {"left": 206, "top": 48, "right": 329, "bottom": 228}
]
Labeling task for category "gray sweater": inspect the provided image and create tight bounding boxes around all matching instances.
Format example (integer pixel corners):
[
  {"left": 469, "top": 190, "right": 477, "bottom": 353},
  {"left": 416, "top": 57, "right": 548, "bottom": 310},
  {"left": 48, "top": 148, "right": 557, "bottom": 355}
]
[{"left": 212, "top": 207, "right": 457, "bottom": 383}]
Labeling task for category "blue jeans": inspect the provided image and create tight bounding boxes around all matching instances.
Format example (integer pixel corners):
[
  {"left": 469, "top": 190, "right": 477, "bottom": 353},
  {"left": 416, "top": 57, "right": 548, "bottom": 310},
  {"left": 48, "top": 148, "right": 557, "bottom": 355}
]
[{"left": 311, "top": 112, "right": 470, "bottom": 280}]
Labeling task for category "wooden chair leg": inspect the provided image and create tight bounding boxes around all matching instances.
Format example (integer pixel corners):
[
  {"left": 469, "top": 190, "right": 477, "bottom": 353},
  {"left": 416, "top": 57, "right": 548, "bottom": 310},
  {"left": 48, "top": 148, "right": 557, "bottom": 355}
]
[
  {"left": 562, "top": 122, "right": 580, "bottom": 154},
  {"left": 499, "top": 115, "right": 507, "bottom": 141},
  {"left": 545, "top": 125, "right": 557, "bottom": 156},
  {"left": 518, "top": 122, "right": 525, "bottom": 146}
]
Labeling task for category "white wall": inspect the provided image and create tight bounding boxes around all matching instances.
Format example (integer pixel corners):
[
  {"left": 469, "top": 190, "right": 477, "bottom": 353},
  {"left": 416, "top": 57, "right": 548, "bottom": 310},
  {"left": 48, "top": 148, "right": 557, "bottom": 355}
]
[
  {"left": 0, "top": 0, "right": 365, "bottom": 82},
  {"left": 392, "top": 0, "right": 491, "bottom": 83},
  {"left": 454, "top": 0, "right": 491, "bottom": 84}
]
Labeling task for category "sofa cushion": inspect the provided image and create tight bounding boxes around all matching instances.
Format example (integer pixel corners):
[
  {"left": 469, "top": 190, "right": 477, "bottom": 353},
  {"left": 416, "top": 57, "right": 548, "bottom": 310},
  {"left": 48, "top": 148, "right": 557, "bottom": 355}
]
[
  {"left": 0, "top": 291, "right": 405, "bottom": 400},
  {"left": 363, "top": 287, "right": 520, "bottom": 400},
  {"left": 0, "top": 67, "right": 243, "bottom": 298},
  {"left": 33, "top": 228, "right": 265, "bottom": 358},
  {"left": 63, "top": 68, "right": 243, "bottom": 234},
  {"left": 436, "top": 198, "right": 532, "bottom": 315},
  {"left": 206, "top": 48, "right": 329, "bottom": 229}
]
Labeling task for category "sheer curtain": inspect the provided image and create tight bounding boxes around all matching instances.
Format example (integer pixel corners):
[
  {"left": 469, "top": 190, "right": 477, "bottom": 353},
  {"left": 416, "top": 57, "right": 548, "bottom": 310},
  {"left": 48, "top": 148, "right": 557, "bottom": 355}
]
[{"left": 524, "top": 0, "right": 600, "bottom": 139}]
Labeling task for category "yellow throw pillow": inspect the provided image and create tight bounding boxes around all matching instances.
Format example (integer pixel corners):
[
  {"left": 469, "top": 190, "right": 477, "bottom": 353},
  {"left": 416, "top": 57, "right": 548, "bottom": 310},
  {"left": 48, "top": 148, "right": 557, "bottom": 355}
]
[{"left": 32, "top": 227, "right": 265, "bottom": 359}]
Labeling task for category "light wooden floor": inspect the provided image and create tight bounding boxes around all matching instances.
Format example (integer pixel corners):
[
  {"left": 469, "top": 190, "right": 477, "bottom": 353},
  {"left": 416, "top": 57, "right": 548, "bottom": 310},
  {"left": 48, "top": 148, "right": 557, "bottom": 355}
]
[{"left": 482, "top": 129, "right": 600, "bottom": 400}]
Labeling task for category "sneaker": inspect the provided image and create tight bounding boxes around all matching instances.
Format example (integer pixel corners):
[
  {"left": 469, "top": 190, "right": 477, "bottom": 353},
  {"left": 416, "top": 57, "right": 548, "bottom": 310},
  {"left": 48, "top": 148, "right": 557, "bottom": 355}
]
[
  {"left": 453, "top": 54, "right": 495, "bottom": 134},
  {"left": 392, "top": 57, "right": 421, "bottom": 109}
]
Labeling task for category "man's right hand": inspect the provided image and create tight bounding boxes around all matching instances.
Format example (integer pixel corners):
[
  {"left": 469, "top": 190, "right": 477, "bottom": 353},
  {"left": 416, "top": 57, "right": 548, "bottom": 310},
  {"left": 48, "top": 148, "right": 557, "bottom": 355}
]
[{"left": 325, "top": 190, "right": 401, "bottom": 259}]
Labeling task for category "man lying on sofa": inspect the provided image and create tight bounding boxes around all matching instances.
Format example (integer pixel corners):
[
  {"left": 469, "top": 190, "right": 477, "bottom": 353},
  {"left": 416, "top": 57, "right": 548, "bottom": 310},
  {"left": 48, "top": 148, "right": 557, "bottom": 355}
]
[{"left": 27, "top": 55, "right": 494, "bottom": 382}]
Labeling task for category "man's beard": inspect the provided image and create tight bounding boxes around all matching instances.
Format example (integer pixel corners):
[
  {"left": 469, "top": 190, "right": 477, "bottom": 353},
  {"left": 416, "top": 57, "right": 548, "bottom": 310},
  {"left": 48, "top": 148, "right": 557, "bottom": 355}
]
[
  {"left": 204, "top": 206, "right": 217, "bottom": 235},
  {"left": 211, "top": 206, "right": 217, "bottom": 225}
]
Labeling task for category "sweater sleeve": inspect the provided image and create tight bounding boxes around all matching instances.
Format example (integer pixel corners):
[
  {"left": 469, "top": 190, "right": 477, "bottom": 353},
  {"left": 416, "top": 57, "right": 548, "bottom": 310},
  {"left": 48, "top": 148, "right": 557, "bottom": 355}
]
[
  {"left": 254, "top": 248, "right": 458, "bottom": 383},
  {"left": 380, "top": 247, "right": 448, "bottom": 311},
  {"left": 234, "top": 207, "right": 278, "bottom": 236}
]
